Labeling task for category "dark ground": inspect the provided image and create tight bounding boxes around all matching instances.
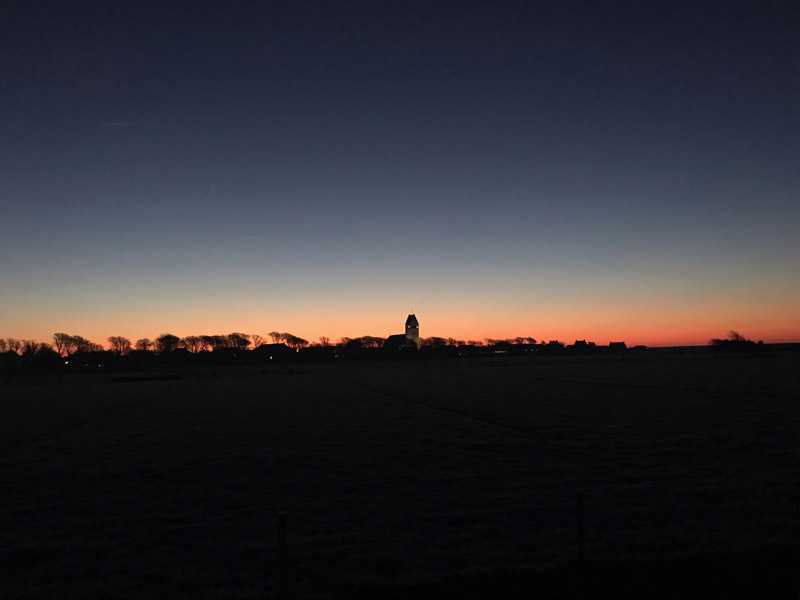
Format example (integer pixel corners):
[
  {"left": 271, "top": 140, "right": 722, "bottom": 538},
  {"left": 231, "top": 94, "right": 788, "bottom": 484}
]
[{"left": 2, "top": 351, "right": 799, "bottom": 598}]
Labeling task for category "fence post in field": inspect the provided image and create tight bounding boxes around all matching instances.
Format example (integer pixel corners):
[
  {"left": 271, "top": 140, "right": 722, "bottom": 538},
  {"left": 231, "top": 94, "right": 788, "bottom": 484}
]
[
  {"left": 576, "top": 490, "right": 586, "bottom": 564},
  {"left": 278, "top": 511, "right": 288, "bottom": 599}
]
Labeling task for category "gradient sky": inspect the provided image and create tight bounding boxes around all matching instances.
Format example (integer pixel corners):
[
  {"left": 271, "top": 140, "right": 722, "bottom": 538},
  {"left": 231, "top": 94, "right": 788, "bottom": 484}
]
[{"left": 2, "top": 0, "right": 798, "bottom": 347}]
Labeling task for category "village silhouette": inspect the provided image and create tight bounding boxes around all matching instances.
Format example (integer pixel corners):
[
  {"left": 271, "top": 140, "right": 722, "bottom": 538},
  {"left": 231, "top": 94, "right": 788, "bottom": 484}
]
[{"left": 0, "top": 313, "right": 775, "bottom": 374}]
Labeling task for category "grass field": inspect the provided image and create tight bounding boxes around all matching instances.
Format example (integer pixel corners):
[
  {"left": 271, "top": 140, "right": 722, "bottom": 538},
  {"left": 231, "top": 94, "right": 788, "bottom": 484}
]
[{"left": 2, "top": 352, "right": 799, "bottom": 598}]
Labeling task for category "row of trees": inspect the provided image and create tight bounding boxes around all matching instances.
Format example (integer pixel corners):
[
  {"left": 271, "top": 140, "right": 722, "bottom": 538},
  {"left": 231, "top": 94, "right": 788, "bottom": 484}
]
[
  {"left": 0, "top": 333, "right": 262, "bottom": 357},
  {"left": 0, "top": 338, "right": 61, "bottom": 357},
  {"left": 317, "top": 336, "right": 540, "bottom": 349},
  {"left": 1, "top": 334, "right": 518, "bottom": 356},
  {"left": 418, "top": 336, "right": 538, "bottom": 348},
  {"left": 0, "top": 330, "right": 774, "bottom": 368},
  {"left": 53, "top": 333, "right": 104, "bottom": 355},
  {"left": 267, "top": 332, "right": 309, "bottom": 350},
  {"left": 2, "top": 332, "right": 546, "bottom": 358},
  {"left": 103, "top": 333, "right": 258, "bottom": 356}
]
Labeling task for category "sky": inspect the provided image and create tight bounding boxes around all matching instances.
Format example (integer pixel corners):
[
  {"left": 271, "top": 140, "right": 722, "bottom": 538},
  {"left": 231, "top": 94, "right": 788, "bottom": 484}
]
[{"left": 1, "top": 0, "right": 798, "bottom": 347}]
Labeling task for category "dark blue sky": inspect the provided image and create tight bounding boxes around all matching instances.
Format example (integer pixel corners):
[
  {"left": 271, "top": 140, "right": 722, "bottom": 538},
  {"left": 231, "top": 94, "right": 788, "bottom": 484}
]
[{"left": 2, "top": 0, "right": 798, "bottom": 345}]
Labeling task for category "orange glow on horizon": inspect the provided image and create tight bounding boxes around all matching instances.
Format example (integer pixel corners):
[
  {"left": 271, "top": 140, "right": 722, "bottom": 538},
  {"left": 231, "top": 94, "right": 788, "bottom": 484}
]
[
  {"left": 7, "top": 310, "right": 798, "bottom": 351},
  {"left": 4, "top": 278, "right": 798, "bottom": 350}
]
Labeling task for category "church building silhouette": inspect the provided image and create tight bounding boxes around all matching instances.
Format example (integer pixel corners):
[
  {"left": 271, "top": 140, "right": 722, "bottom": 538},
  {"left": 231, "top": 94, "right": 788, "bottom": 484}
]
[{"left": 384, "top": 314, "right": 420, "bottom": 350}]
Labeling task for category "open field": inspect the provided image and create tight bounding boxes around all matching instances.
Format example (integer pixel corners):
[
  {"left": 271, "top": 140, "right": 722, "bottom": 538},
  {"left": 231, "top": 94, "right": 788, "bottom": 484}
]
[{"left": 2, "top": 352, "right": 800, "bottom": 598}]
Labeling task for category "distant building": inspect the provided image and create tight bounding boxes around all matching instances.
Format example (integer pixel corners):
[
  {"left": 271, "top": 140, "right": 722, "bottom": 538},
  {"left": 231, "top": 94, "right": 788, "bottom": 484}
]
[
  {"left": 567, "top": 339, "right": 596, "bottom": 354},
  {"left": 253, "top": 343, "right": 295, "bottom": 361},
  {"left": 384, "top": 314, "right": 420, "bottom": 351}
]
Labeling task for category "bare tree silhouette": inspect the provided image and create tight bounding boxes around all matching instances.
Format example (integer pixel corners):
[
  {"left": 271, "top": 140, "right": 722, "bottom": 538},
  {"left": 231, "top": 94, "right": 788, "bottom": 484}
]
[
  {"left": 73, "top": 336, "right": 94, "bottom": 353},
  {"left": 180, "top": 335, "right": 203, "bottom": 353},
  {"left": 135, "top": 338, "right": 153, "bottom": 352},
  {"left": 352, "top": 335, "right": 385, "bottom": 348},
  {"left": 53, "top": 333, "right": 74, "bottom": 356},
  {"left": 227, "top": 333, "right": 251, "bottom": 351},
  {"left": 282, "top": 334, "right": 308, "bottom": 350},
  {"left": 52, "top": 333, "right": 94, "bottom": 356},
  {"left": 107, "top": 336, "right": 132, "bottom": 355},
  {"left": 155, "top": 333, "right": 180, "bottom": 354}
]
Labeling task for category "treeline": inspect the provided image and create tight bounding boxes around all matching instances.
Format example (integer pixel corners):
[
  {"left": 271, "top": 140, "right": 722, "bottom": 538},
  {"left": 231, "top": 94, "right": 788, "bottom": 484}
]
[
  {"left": 0, "top": 331, "right": 546, "bottom": 372},
  {"left": 0, "top": 328, "right": 770, "bottom": 369},
  {"left": 0, "top": 332, "right": 545, "bottom": 357},
  {"left": 0, "top": 332, "right": 310, "bottom": 357},
  {"left": 0, "top": 335, "right": 643, "bottom": 376},
  {"left": 709, "top": 330, "right": 763, "bottom": 352}
]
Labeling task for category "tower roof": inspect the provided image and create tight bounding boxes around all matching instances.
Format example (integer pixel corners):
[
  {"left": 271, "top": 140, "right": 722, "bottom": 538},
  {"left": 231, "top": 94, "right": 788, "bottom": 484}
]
[{"left": 405, "top": 314, "right": 419, "bottom": 327}]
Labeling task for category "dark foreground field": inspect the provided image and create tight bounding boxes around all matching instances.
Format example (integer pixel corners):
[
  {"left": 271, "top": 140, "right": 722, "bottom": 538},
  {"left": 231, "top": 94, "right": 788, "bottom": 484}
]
[{"left": 2, "top": 352, "right": 800, "bottom": 598}]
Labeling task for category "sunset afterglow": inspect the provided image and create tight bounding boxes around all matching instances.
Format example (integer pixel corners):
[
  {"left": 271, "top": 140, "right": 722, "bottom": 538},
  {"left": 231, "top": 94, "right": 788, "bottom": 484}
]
[{"left": 2, "top": 2, "right": 798, "bottom": 349}]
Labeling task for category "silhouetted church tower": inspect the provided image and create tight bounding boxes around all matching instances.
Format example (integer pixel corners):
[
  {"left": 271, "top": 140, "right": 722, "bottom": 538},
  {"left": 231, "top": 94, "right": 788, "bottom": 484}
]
[{"left": 405, "top": 313, "right": 419, "bottom": 348}]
